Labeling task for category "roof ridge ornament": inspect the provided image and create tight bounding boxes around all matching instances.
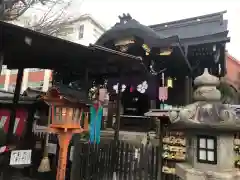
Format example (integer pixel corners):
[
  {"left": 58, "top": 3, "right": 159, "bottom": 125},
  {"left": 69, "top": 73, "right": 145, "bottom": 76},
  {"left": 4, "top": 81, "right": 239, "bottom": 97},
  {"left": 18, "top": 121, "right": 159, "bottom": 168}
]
[{"left": 118, "top": 13, "right": 132, "bottom": 24}]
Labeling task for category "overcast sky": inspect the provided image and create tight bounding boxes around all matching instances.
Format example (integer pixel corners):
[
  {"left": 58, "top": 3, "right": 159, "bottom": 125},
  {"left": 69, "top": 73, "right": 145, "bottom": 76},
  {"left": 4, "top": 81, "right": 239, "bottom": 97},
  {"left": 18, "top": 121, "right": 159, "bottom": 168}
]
[{"left": 29, "top": 0, "right": 240, "bottom": 60}]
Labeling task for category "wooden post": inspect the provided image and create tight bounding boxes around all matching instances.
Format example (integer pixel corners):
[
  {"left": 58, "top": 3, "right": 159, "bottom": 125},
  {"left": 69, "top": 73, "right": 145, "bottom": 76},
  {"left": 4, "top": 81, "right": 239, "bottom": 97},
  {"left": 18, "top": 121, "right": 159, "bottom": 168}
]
[
  {"left": 114, "top": 81, "right": 122, "bottom": 142},
  {"left": 0, "top": 53, "right": 4, "bottom": 75},
  {"left": 189, "top": 77, "right": 193, "bottom": 103},
  {"left": 157, "top": 118, "right": 164, "bottom": 180},
  {"left": 56, "top": 132, "right": 72, "bottom": 180},
  {"left": 85, "top": 68, "right": 89, "bottom": 97},
  {"left": 6, "top": 68, "right": 24, "bottom": 144},
  {"left": 3, "top": 68, "right": 24, "bottom": 180},
  {"left": 50, "top": 127, "right": 81, "bottom": 180},
  {"left": 185, "top": 76, "right": 190, "bottom": 105}
]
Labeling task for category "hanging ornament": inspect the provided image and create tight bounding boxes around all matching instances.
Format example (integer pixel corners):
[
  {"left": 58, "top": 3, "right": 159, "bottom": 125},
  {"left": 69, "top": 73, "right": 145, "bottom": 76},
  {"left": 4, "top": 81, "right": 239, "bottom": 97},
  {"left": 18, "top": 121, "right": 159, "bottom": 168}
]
[
  {"left": 137, "top": 81, "right": 148, "bottom": 93},
  {"left": 142, "top": 44, "right": 151, "bottom": 55},
  {"left": 130, "top": 85, "right": 134, "bottom": 93},
  {"left": 113, "top": 83, "right": 126, "bottom": 93},
  {"left": 99, "top": 88, "right": 107, "bottom": 102},
  {"left": 167, "top": 78, "right": 173, "bottom": 88},
  {"left": 89, "top": 104, "right": 103, "bottom": 144}
]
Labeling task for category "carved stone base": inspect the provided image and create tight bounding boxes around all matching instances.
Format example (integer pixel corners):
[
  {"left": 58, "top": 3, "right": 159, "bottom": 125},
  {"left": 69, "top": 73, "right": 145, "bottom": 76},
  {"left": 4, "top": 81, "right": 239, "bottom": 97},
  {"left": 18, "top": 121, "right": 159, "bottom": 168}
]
[{"left": 176, "top": 163, "right": 240, "bottom": 180}]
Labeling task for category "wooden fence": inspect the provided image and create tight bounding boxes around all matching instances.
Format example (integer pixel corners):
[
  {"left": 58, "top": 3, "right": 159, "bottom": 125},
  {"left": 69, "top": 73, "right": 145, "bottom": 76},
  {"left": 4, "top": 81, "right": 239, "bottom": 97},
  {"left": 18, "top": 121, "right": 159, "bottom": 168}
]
[{"left": 71, "top": 140, "right": 180, "bottom": 180}]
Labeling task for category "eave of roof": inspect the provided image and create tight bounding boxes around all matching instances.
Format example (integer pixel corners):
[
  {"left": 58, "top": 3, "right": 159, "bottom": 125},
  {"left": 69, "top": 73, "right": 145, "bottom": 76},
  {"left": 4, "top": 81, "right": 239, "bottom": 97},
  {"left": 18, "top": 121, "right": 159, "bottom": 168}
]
[{"left": 0, "top": 21, "right": 145, "bottom": 75}]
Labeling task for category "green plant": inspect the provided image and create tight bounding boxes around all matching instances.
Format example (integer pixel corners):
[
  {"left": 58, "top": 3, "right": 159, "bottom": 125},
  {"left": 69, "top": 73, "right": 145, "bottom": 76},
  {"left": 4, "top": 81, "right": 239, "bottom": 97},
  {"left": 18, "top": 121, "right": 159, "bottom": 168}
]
[{"left": 79, "top": 131, "right": 89, "bottom": 141}]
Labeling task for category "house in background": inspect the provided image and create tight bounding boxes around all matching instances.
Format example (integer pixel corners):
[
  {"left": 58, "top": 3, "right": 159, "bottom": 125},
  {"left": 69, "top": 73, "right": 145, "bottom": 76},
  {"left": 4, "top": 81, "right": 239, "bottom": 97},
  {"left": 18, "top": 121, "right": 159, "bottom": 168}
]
[
  {"left": 57, "top": 14, "right": 106, "bottom": 46},
  {"left": 0, "top": 14, "right": 106, "bottom": 92},
  {"left": 225, "top": 53, "right": 240, "bottom": 91}
]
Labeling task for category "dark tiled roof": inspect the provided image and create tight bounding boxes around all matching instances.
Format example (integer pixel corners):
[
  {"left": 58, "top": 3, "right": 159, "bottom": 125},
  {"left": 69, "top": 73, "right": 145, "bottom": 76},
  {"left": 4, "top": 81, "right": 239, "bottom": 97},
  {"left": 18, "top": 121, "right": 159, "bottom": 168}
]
[
  {"left": 56, "top": 84, "right": 92, "bottom": 105},
  {"left": 149, "top": 11, "right": 229, "bottom": 44}
]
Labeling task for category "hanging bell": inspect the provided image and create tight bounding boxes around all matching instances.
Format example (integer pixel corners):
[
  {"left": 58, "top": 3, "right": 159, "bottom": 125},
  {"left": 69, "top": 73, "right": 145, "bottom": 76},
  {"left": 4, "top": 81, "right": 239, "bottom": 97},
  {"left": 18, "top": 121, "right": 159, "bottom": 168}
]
[{"left": 167, "top": 78, "right": 173, "bottom": 88}]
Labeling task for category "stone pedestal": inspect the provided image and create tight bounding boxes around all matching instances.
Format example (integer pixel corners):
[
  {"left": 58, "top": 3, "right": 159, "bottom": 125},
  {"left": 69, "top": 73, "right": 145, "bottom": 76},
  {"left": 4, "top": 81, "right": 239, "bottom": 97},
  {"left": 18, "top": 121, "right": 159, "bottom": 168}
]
[{"left": 176, "top": 163, "right": 240, "bottom": 180}]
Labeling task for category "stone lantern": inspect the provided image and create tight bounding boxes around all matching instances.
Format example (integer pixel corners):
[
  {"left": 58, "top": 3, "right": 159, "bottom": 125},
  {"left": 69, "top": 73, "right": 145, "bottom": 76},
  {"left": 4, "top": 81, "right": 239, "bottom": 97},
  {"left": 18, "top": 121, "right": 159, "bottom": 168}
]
[{"left": 169, "top": 68, "right": 240, "bottom": 180}]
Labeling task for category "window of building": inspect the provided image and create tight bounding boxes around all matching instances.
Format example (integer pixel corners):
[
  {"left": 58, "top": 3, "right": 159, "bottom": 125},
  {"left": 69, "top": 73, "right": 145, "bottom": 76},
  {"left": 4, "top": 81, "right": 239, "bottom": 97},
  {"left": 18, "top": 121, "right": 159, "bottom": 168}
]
[
  {"left": 93, "top": 28, "right": 102, "bottom": 39},
  {"left": 57, "top": 27, "right": 74, "bottom": 37},
  {"left": 197, "top": 135, "right": 217, "bottom": 164},
  {"left": 78, "top": 25, "right": 84, "bottom": 39}
]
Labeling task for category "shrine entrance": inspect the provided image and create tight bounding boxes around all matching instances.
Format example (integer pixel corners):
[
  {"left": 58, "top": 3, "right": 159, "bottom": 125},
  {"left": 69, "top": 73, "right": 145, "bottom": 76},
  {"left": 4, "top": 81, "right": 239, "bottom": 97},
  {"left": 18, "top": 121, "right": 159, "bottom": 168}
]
[{"left": 120, "top": 85, "right": 151, "bottom": 132}]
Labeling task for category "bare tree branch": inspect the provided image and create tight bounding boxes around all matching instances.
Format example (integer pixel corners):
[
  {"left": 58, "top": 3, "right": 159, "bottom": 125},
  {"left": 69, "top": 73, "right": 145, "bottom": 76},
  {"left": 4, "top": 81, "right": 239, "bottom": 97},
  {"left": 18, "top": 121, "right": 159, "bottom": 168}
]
[
  {"left": 28, "top": 0, "right": 83, "bottom": 37},
  {"left": 0, "top": 0, "right": 65, "bottom": 21}
]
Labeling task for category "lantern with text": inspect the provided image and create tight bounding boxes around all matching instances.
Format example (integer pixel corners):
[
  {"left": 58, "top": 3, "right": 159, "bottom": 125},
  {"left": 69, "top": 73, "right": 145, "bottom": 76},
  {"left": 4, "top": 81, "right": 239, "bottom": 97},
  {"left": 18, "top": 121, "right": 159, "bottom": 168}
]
[{"left": 43, "top": 88, "right": 89, "bottom": 180}]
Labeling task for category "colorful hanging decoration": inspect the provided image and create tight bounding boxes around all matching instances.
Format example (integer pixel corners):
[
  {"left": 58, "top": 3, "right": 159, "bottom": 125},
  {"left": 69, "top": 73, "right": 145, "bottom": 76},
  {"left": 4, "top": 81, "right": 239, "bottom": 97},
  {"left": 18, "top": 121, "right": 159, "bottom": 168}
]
[
  {"left": 89, "top": 104, "right": 103, "bottom": 144},
  {"left": 99, "top": 88, "right": 107, "bottom": 102},
  {"left": 142, "top": 44, "right": 151, "bottom": 56},
  {"left": 159, "top": 73, "right": 168, "bottom": 109},
  {"left": 159, "top": 87, "right": 168, "bottom": 101},
  {"left": 130, "top": 85, "right": 134, "bottom": 93},
  {"left": 167, "top": 78, "right": 173, "bottom": 88}
]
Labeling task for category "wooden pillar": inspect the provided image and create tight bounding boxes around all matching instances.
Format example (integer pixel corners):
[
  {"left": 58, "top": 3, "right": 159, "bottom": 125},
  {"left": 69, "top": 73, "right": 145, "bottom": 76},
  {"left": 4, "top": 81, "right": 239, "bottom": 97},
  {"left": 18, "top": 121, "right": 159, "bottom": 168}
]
[
  {"left": 114, "top": 79, "right": 122, "bottom": 142},
  {"left": 107, "top": 101, "right": 114, "bottom": 129},
  {"left": 0, "top": 23, "right": 3, "bottom": 75},
  {"left": 189, "top": 77, "right": 193, "bottom": 103},
  {"left": 0, "top": 54, "right": 3, "bottom": 75},
  {"left": 56, "top": 133, "right": 72, "bottom": 180},
  {"left": 185, "top": 76, "right": 190, "bottom": 105},
  {"left": 185, "top": 76, "right": 193, "bottom": 104},
  {"left": 85, "top": 68, "right": 89, "bottom": 97},
  {"left": 6, "top": 68, "right": 24, "bottom": 145}
]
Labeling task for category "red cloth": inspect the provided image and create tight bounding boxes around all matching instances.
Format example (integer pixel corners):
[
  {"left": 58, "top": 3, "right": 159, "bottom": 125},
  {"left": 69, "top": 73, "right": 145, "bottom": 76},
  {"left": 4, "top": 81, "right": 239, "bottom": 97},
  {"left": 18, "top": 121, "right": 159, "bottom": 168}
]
[{"left": 0, "top": 109, "right": 28, "bottom": 136}]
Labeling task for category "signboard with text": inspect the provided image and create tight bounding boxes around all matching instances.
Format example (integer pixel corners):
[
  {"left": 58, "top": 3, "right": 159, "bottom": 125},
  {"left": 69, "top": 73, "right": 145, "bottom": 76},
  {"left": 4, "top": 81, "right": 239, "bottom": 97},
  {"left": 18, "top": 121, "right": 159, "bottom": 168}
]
[{"left": 10, "top": 150, "right": 32, "bottom": 165}]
